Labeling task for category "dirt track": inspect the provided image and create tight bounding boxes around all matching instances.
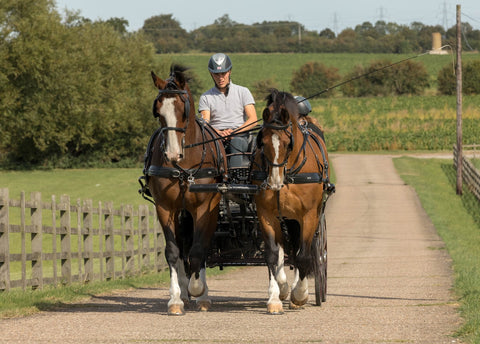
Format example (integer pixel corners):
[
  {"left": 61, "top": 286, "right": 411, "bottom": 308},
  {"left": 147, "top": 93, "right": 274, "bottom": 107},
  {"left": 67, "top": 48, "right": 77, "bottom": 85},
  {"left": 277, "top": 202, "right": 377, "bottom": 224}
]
[{"left": 0, "top": 154, "right": 462, "bottom": 343}]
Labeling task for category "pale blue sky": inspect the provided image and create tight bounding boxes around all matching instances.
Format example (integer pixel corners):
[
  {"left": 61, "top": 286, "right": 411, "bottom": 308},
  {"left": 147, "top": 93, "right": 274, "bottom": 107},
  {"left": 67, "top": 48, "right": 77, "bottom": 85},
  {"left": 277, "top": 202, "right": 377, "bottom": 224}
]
[{"left": 54, "top": 0, "right": 480, "bottom": 33}]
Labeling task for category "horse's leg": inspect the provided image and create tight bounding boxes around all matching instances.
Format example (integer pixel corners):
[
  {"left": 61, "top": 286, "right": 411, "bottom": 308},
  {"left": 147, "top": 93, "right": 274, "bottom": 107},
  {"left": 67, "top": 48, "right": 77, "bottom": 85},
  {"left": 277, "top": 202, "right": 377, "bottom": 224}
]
[
  {"left": 157, "top": 209, "right": 187, "bottom": 315},
  {"left": 187, "top": 199, "right": 218, "bottom": 311},
  {"left": 276, "top": 245, "right": 289, "bottom": 301},
  {"left": 260, "top": 219, "right": 285, "bottom": 315},
  {"left": 290, "top": 267, "right": 309, "bottom": 309},
  {"left": 290, "top": 214, "right": 319, "bottom": 308}
]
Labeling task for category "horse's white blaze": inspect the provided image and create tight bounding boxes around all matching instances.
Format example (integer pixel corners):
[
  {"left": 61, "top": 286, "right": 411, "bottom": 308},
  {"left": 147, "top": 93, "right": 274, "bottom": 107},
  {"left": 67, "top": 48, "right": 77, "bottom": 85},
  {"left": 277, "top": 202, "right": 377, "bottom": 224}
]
[
  {"left": 269, "top": 133, "right": 283, "bottom": 190},
  {"left": 159, "top": 97, "right": 182, "bottom": 160},
  {"left": 168, "top": 266, "right": 183, "bottom": 307}
]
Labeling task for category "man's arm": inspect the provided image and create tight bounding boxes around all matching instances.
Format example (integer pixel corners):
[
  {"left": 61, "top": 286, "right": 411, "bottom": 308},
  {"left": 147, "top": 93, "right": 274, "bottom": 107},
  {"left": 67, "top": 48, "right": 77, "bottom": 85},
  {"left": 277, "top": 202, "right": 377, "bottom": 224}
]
[{"left": 237, "top": 104, "right": 258, "bottom": 133}]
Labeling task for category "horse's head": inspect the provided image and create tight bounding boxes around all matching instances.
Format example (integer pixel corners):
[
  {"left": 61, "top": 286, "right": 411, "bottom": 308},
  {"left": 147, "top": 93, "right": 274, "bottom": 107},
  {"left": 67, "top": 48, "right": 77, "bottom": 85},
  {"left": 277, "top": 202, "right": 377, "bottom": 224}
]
[
  {"left": 258, "top": 89, "right": 298, "bottom": 190},
  {"left": 151, "top": 64, "right": 192, "bottom": 163}
]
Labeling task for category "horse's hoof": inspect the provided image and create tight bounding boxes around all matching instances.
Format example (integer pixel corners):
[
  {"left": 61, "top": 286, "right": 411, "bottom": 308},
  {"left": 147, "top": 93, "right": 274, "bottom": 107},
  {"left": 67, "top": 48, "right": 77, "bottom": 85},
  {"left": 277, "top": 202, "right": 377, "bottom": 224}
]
[
  {"left": 289, "top": 301, "right": 305, "bottom": 310},
  {"left": 290, "top": 294, "right": 308, "bottom": 308},
  {"left": 168, "top": 304, "right": 185, "bottom": 316},
  {"left": 267, "top": 303, "right": 284, "bottom": 315},
  {"left": 188, "top": 280, "right": 205, "bottom": 298},
  {"left": 279, "top": 283, "right": 290, "bottom": 301},
  {"left": 196, "top": 300, "right": 211, "bottom": 312}
]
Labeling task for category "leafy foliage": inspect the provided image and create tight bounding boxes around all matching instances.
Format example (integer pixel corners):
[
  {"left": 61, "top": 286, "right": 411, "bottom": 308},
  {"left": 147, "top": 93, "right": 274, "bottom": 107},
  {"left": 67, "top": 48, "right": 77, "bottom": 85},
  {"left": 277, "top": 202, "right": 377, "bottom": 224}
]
[
  {"left": 341, "top": 59, "right": 429, "bottom": 96},
  {"left": 0, "top": 0, "right": 164, "bottom": 168},
  {"left": 290, "top": 62, "right": 340, "bottom": 98},
  {"left": 141, "top": 14, "right": 480, "bottom": 53},
  {"left": 438, "top": 59, "right": 480, "bottom": 95}
]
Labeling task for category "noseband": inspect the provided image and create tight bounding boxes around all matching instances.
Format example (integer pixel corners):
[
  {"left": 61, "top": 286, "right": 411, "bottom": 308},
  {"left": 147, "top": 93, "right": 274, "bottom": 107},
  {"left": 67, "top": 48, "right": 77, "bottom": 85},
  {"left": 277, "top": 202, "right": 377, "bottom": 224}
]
[
  {"left": 152, "top": 77, "right": 192, "bottom": 159},
  {"left": 260, "top": 119, "right": 294, "bottom": 168},
  {"left": 152, "top": 77, "right": 191, "bottom": 133}
]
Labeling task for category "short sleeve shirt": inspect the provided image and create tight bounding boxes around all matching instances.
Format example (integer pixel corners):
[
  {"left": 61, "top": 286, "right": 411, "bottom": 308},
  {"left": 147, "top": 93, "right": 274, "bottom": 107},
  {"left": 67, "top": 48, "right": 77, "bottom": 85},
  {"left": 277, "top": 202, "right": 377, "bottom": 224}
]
[{"left": 198, "top": 82, "right": 255, "bottom": 130}]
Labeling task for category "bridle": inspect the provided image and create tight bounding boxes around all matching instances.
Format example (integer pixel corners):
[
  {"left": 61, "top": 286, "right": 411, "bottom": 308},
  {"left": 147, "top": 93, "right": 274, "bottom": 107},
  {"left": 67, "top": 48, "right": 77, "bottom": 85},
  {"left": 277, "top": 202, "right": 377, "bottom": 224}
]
[
  {"left": 259, "top": 118, "right": 294, "bottom": 169},
  {"left": 152, "top": 76, "right": 191, "bottom": 160}
]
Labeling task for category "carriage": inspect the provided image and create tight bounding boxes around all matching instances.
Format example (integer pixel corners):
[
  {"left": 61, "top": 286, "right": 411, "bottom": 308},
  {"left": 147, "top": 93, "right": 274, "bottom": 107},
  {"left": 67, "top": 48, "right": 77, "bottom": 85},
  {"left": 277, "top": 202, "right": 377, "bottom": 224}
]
[{"left": 139, "top": 65, "right": 335, "bottom": 315}]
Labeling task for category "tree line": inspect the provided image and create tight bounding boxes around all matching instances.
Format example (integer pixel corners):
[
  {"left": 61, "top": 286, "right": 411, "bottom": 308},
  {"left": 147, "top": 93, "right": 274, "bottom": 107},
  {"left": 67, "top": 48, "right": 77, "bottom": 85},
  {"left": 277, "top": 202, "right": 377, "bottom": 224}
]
[
  {"left": 0, "top": 0, "right": 167, "bottom": 168},
  {"left": 1, "top": 2, "right": 478, "bottom": 169},
  {"left": 142, "top": 14, "right": 480, "bottom": 54}
]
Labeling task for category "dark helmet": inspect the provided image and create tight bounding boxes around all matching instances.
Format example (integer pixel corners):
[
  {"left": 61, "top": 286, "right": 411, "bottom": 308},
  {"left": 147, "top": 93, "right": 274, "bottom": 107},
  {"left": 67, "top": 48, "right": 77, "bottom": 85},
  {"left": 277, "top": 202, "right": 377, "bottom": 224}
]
[
  {"left": 294, "top": 96, "right": 312, "bottom": 116},
  {"left": 208, "top": 53, "right": 232, "bottom": 73}
]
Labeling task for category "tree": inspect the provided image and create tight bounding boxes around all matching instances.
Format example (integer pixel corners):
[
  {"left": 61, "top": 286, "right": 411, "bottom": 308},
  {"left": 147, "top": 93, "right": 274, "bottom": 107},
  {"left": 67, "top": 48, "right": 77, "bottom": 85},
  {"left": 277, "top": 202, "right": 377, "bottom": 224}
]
[
  {"left": 103, "top": 17, "right": 129, "bottom": 35},
  {"left": 290, "top": 62, "right": 340, "bottom": 98},
  {"left": 0, "top": 0, "right": 162, "bottom": 167},
  {"left": 142, "top": 14, "right": 188, "bottom": 53},
  {"left": 319, "top": 28, "right": 335, "bottom": 39}
]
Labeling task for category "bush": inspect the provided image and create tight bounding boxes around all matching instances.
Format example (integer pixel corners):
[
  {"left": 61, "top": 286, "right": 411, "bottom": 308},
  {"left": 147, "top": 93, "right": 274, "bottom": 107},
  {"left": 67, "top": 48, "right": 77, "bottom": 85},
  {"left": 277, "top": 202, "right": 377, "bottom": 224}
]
[
  {"left": 251, "top": 77, "right": 280, "bottom": 101},
  {"left": 341, "top": 59, "right": 429, "bottom": 97},
  {"left": 290, "top": 62, "right": 340, "bottom": 98},
  {"left": 438, "top": 59, "right": 480, "bottom": 95}
]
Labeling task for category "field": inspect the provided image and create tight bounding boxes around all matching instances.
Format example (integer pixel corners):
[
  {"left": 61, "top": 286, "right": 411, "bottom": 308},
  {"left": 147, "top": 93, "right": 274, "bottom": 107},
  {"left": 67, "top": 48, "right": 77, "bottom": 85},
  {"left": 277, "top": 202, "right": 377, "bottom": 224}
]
[
  {"left": 155, "top": 53, "right": 480, "bottom": 152},
  {"left": 161, "top": 52, "right": 480, "bottom": 93}
]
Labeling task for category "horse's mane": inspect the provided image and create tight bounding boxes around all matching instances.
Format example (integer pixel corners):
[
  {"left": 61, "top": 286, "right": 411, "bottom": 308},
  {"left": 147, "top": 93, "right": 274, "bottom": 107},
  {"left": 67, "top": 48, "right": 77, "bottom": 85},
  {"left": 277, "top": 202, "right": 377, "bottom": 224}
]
[
  {"left": 170, "top": 64, "right": 192, "bottom": 86},
  {"left": 264, "top": 88, "right": 299, "bottom": 119}
]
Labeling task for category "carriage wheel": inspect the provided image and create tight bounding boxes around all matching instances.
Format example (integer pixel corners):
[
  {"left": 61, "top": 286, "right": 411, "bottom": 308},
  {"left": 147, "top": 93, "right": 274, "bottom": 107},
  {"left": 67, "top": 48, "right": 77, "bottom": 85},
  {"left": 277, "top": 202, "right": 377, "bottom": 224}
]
[{"left": 314, "top": 210, "right": 327, "bottom": 305}]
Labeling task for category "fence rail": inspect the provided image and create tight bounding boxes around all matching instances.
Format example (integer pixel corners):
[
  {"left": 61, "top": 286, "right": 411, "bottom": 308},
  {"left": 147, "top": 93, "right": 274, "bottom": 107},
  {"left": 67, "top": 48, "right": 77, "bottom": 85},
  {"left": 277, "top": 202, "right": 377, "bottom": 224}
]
[
  {"left": 0, "top": 188, "right": 166, "bottom": 292},
  {"left": 454, "top": 144, "right": 480, "bottom": 202}
]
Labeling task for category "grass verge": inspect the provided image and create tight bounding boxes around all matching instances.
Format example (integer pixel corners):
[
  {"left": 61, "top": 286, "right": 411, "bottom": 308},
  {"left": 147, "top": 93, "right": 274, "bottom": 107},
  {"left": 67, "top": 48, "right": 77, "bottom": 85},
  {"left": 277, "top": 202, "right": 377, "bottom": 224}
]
[{"left": 394, "top": 157, "right": 480, "bottom": 344}]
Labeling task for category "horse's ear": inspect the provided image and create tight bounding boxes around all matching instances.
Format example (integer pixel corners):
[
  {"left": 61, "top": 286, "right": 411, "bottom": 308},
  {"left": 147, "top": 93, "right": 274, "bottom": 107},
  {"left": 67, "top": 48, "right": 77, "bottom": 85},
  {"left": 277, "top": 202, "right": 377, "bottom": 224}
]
[
  {"left": 280, "top": 108, "right": 290, "bottom": 124},
  {"left": 151, "top": 71, "right": 167, "bottom": 89},
  {"left": 262, "top": 107, "right": 271, "bottom": 122}
]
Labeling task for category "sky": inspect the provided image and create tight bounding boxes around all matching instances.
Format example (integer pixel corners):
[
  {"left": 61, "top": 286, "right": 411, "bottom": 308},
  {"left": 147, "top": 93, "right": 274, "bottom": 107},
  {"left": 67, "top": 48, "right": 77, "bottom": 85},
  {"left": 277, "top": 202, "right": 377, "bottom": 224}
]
[{"left": 53, "top": 0, "right": 480, "bottom": 34}]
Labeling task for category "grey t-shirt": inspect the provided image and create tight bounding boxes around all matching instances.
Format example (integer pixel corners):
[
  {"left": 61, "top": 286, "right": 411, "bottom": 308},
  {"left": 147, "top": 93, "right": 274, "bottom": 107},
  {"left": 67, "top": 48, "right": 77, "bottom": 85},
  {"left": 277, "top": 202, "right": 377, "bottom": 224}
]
[{"left": 198, "top": 82, "right": 255, "bottom": 130}]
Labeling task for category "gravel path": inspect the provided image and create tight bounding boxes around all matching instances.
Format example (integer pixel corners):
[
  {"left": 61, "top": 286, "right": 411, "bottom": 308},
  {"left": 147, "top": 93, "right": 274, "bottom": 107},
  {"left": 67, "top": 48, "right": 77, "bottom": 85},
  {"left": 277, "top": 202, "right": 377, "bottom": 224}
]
[{"left": 0, "top": 154, "right": 462, "bottom": 343}]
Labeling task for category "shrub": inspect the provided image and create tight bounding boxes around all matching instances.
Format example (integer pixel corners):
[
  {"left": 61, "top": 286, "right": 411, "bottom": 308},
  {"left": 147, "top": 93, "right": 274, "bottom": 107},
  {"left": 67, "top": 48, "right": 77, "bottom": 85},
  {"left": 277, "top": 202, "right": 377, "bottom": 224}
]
[
  {"left": 341, "top": 59, "right": 429, "bottom": 97},
  {"left": 438, "top": 59, "right": 480, "bottom": 95},
  {"left": 251, "top": 77, "right": 280, "bottom": 101},
  {"left": 290, "top": 62, "right": 341, "bottom": 98}
]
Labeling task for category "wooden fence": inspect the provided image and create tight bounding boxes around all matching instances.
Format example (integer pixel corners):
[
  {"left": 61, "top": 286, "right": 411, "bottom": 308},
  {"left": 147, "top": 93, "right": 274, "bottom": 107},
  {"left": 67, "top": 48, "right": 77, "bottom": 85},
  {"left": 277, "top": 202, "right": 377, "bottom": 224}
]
[
  {"left": 0, "top": 188, "right": 166, "bottom": 292},
  {"left": 454, "top": 144, "right": 480, "bottom": 202}
]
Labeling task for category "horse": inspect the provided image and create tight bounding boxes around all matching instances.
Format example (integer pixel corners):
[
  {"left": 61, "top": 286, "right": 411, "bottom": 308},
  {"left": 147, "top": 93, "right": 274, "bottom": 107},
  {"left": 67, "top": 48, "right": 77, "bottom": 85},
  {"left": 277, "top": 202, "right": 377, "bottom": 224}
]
[
  {"left": 146, "top": 65, "right": 227, "bottom": 315},
  {"left": 251, "top": 89, "right": 333, "bottom": 314}
]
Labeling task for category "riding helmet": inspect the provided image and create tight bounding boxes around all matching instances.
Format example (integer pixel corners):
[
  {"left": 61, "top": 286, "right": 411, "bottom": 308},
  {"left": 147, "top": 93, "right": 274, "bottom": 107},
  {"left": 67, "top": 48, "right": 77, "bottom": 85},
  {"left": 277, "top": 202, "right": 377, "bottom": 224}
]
[
  {"left": 208, "top": 53, "right": 233, "bottom": 73},
  {"left": 294, "top": 96, "right": 312, "bottom": 116}
]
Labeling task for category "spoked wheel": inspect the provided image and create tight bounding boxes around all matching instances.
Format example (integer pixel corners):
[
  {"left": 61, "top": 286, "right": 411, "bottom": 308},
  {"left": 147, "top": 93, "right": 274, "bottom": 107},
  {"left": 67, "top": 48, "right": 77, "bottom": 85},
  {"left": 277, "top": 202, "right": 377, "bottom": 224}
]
[{"left": 314, "top": 210, "right": 327, "bottom": 306}]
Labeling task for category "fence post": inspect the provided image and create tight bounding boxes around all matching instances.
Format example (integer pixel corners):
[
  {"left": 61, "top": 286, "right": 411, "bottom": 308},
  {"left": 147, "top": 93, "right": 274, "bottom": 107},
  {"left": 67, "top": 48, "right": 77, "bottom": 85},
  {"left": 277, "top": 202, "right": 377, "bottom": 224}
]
[
  {"left": 60, "top": 195, "right": 72, "bottom": 285},
  {"left": 83, "top": 199, "right": 93, "bottom": 283},
  {"left": 0, "top": 188, "right": 10, "bottom": 291},
  {"left": 98, "top": 201, "right": 104, "bottom": 281},
  {"left": 51, "top": 195, "right": 58, "bottom": 286},
  {"left": 76, "top": 199, "right": 82, "bottom": 282},
  {"left": 30, "top": 192, "right": 43, "bottom": 290},
  {"left": 124, "top": 205, "right": 135, "bottom": 275},
  {"left": 139, "top": 204, "right": 150, "bottom": 270},
  {"left": 21, "top": 192, "right": 26, "bottom": 290},
  {"left": 104, "top": 201, "right": 114, "bottom": 280}
]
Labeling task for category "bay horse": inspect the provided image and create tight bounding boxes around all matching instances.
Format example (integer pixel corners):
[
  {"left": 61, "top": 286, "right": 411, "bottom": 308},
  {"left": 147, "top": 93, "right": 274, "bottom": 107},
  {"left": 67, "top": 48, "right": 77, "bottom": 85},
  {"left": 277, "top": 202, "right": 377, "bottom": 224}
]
[
  {"left": 146, "top": 65, "right": 226, "bottom": 315},
  {"left": 251, "top": 89, "right": 333, "bottom": 314}
]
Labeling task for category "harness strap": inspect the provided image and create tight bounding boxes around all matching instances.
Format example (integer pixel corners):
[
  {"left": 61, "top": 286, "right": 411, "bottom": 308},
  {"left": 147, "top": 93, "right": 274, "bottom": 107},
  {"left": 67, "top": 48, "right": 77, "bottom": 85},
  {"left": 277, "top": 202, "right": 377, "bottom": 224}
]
[{"left": 147, "top": 166, "right": 220, "bottom": 180}]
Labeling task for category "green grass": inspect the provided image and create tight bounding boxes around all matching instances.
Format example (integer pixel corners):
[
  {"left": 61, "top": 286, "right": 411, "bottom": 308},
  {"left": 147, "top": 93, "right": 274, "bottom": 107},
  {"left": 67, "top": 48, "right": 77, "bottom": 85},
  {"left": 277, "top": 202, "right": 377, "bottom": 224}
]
[
  {"left": 156, "top": 53, "right": 480, "bottom": 153},
  {"left": 0, "top": 271, "right": 170, "bottom": 318},
  {"left": 394, "top": 157, "right": 480, "bottom": 344},
  {"left": 0, "top": 168, "right": 145, "bottom": 207},
  {"left": 165, "top": 53, "right": 480, "bottom": 93}
]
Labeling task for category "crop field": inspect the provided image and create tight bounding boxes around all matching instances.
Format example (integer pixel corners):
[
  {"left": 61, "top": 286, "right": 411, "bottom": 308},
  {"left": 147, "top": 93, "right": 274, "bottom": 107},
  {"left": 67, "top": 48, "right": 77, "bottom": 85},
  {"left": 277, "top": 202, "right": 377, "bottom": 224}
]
[
  {"left": 157, "top": 53, "right": 480, "bottom": 152},
  {"left": 160, "top": 52, "right": 480, "bottom": 92}
]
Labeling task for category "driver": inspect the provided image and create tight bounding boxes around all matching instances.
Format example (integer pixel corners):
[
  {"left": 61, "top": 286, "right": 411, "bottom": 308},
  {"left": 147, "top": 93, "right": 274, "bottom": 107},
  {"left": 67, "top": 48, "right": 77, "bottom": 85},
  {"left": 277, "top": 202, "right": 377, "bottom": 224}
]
[{"left": 199, "top": 53, "right": 258, "bottom": 169}]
